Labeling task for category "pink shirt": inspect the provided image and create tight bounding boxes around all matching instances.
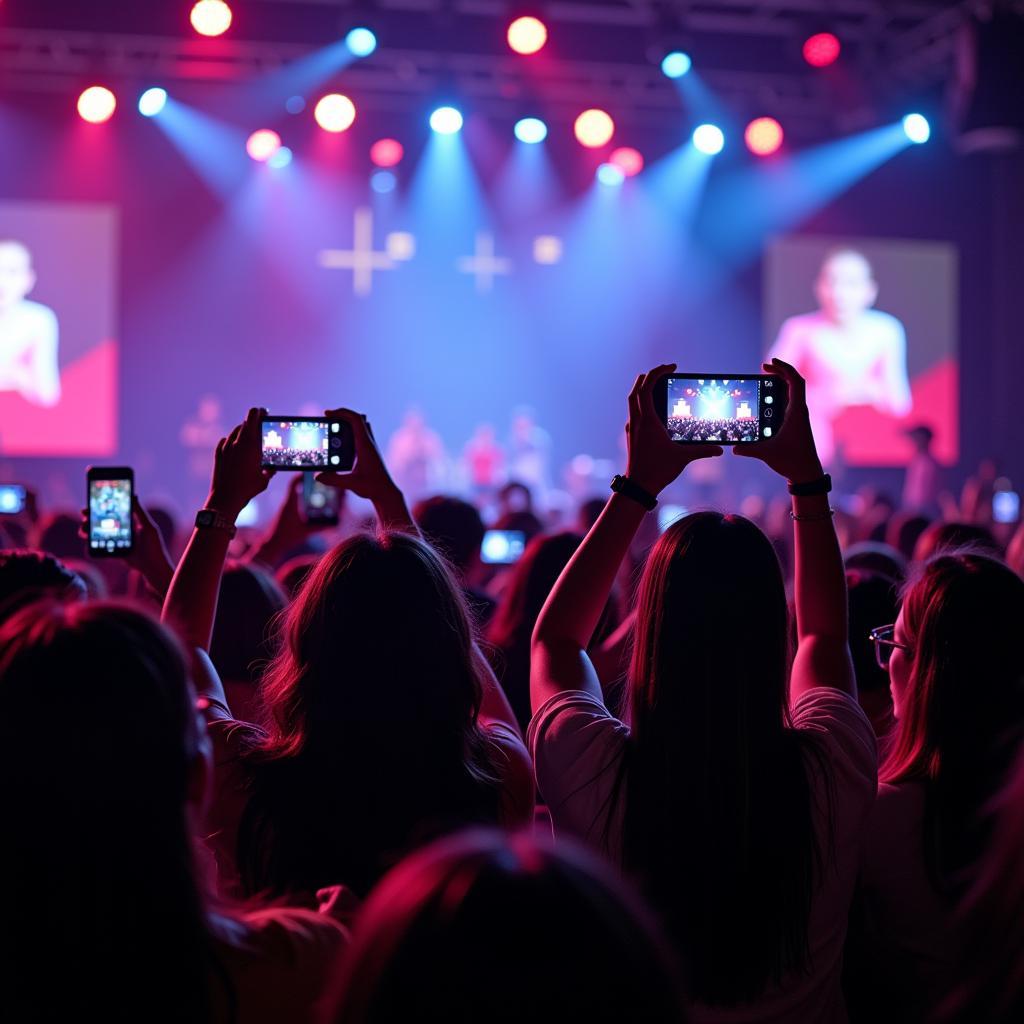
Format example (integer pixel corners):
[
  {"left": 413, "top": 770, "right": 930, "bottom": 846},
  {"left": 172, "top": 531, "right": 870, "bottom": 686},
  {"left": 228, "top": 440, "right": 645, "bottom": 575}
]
[{"left": 528, "top": 687, "right": 877, "bottom": 1023}]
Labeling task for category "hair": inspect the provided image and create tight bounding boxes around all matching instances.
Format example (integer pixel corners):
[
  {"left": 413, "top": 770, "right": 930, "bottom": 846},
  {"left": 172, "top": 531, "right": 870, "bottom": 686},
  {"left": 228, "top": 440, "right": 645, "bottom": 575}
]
[
  {"left": 210, "top": 562, "right": 287, "bottom": 684},
  {"left": 326, "top": 829, "right": 688, "bottom": 1023},
  {"left": 486, "top": 531, "right": 616, "bottom": 732},
  {"left": 618, "top": 511, "right": 831, "bottom": 1005},
  {"left": 33, "top": 511, "right": 85, "bottom": 560},
  {"left": 913, "top": 521, "right": 1001, "bottom": 564},
  {"left": 276, "top": 553, "right": 321, "bottom": 599},
  {"left": 0, "top": 549, "right": 87, "bottom": 624},
  {"left": 844, "top": 541, "right": 907, "bottom": 583},
  {"left": 881, "top": 551, "right": 1024, "bottom": 892},
  {"left": 0, "top": 601, "right": 218, "bottom": 1020},
  {"left": 237, "top": 531, "right": 506, "bottom": 898},
  {"left": 846, "top": 570, "right": 900, "bottom": 696},
  {"left": 412, "top": 496, "right": 485, "bottom": 574},
  {"left": 886, "top": 513, "right": 933, "bottom": 563}
]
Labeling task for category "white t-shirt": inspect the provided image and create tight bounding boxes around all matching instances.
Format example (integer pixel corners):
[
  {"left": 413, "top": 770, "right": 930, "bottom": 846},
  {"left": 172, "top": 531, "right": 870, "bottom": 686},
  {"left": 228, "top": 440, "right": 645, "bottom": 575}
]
[{"left": 528, "top": 687, "right": 877, "bottom": 1023}]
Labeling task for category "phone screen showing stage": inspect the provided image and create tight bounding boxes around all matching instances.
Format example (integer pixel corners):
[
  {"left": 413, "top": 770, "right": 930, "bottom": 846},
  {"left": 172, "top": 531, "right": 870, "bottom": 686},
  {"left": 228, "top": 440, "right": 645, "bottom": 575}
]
[
  {"left": 89, "top": 477, "right": 132, "bottom": 552},
  {"left": 665, "top": 377, "right": 780, "bottom": 444},
  {"left": 261, "top": 418, "right": 353, "bottom": 470}
]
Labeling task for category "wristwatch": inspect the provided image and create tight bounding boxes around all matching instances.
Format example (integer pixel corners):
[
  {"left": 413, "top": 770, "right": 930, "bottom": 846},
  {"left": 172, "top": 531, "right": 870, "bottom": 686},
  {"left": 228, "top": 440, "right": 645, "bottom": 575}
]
[
  {"left": 195, "top": 508, "right": 238, "bottom": 539},
  {"left": 787, "top": 474, "right": 832, "bottom": 497},
  {"left": 610, "top": 474, "right": 658, "bottom": 511}
]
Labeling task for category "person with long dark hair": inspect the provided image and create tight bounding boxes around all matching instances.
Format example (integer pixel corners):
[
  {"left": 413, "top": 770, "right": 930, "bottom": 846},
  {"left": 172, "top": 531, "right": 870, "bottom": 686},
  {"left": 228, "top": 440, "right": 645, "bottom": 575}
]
[
  {"left": 852, "top": 550, "right": 1024, "bottom": 1019},
  {"left": 164, "top": 407, "right": 533, "bottom": 901},
  {"left": 0, "top": 600, "right": 346, "bottom": 1022},
  {"left": 529, "top": 360, "right": 877, "bottom": 1019}
]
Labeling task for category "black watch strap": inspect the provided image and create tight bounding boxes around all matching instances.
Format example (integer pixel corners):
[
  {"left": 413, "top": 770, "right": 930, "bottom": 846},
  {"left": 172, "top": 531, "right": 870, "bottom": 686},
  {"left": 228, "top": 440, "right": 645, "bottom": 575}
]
[
  {"left": 610, "top": 474, "right": 658, "bottom": 511},
  {"left": 787, "top": 473, "right": 832, "bottom": 497}
]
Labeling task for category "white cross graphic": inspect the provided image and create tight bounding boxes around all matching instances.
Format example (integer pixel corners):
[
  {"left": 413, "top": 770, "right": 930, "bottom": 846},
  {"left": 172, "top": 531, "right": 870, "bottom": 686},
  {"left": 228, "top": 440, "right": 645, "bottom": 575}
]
[
  {"left": 319, "top": 207, "right": 401, "bottom": 297},
  {"left": 456, "top": 232, "right": 512, "bottom": 292}
]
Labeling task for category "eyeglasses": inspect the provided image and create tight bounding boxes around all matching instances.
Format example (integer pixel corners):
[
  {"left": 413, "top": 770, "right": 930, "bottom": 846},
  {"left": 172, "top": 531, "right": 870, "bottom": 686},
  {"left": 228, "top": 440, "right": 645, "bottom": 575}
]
[{"left": 869, "top": 624, "right": 912, "bottom": 670}]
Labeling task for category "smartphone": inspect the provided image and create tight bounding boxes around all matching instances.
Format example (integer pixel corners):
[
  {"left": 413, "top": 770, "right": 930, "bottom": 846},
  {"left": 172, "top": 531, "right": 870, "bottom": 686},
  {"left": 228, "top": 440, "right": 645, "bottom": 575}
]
[
  {"left": 993, "top": 490, "right": 1020, "bottom": 524},
  {"left": 0, "top": 484, "right": 26, "bottom": 515},
  {"left": 260, "top": 416, "right": 354, "bottom": 471},
  {"left": 481, "top": 529, "right": 526, "bottom": 565},
  {"left": 654, "top": 374, "right": 787, "bottom": 445},
  {"left": 302, "top": 472, "right": 341, "bottom": 526},
  {"left": 87, "top": 467, "right": 134, "bottom": 557}
]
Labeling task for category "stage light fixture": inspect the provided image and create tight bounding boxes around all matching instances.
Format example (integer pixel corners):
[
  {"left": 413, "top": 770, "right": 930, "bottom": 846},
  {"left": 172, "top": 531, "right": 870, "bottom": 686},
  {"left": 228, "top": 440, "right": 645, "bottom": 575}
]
[
  {"left": 596, "top": 163, "right": 625, "bottom": 186},
  {"left": 692, "top": 123, "right": 725, "bottom": 154},
  {"left": 268, "top": 146, "right": 293, "bottom": 169},
  {"left": 514, "top": 117, "right": 548, "bottom": 143},
  {"left": 609, "top": 146, "right": 643, "bottom": 176},
  {"left": 371, "top": 170, "right": 397, "bottom": 194},
  {"left": 902, "top": 113, "right": 931, "bottom": 144},
  {"left": 345, "top": 27, "right": 377, "bottom": 57},
  {"left": 507, "top": 16, "right": 548, "bottom": 55},
  {"left": 191, "top": 0, "right": 232, "bottom": 37},
  {"left": 370, "top": 138, "right": 404, "bottom": 167},
  {"left": 430, "top": 106, "right": 464, "bottom": 134},
  {"left": 661, "top": 51, "right": 692, "bottom": 78},
  {"left": 574, "top": 109, "right": 614, "bottom": 148},
  {"left": 314, "top": 93, "right": 356, "bottom": 133},
  {"left": 77, "top": 86, "right": 117, "bottom": 124},
  {"left": 744, "top": 117, "right": 783, "bottom": 156},
  {"left": 246, "top": 129, "right": 282, "bottom": 162},
  {"left": 803, "top": 32, "right": 840, "bottom": 68},
  {"left": 138, "top": 87, "right": 168, "bottom": 117}
]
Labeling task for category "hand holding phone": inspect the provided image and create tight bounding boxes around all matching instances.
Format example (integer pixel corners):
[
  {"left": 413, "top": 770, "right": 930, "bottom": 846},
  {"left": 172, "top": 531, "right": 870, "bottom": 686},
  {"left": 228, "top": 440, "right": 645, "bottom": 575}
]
[
  {"left": 87, "top": 467, "right": 134, "bottom": 557},
  {"left": 655, "top": 373, "right": 788, "bottom": 445},
  {"left": 210, "top": 407, "right": 275, "bottom": 517}
]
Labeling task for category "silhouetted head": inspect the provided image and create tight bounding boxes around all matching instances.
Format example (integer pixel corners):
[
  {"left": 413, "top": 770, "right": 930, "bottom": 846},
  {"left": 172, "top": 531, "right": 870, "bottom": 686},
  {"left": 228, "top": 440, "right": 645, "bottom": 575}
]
[
  {"left": 0, "top": 550, "right": 86, "bottom": 624},
  {"left": 413, "top": 496, "right": 485, "bottom": 576},
  {"left": 913, "top": 521, "right": 1001, "bottom": 563},
  {"left": 34, "top": 511, "right": 85, "bottom": 560},
  {"left": 210, "top": 562, "right": 287, "bottom": 684}
]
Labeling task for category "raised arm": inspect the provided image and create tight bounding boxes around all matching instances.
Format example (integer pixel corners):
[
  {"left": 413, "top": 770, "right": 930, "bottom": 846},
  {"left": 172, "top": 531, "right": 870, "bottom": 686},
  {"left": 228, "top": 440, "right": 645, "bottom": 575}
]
[
  {"left": 735, "top": 358, "right": 855, "bottom": 700},
  {"left": 531, "top": 365, "right": 722, "bottom": 713},
  {"left": 162, "top": 407, "right": 274, "bottom": 652}
]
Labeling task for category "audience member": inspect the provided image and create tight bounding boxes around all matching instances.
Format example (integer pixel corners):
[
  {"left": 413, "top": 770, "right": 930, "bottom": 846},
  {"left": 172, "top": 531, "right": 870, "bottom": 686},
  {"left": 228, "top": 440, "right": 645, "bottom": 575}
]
[
  {"left": 843, "top": 541, "right": 906, "bottom": 583},
  {"left": 845, "top": 570, "right": 899, "bottom": 741},
  {"left": 912, "top": 520, "right": 1001, "bottom": 563},
  {"left": 276, "top": 552, "right": 321, "bottom": 598},
  {"left": 530, "top": 360, "right": 876, "bottom": 1019},
  {"left": 885, "top": 512, "right": 931, "bottom": 564},
  {"left": 0, "top": 548, "right": 86, "bottom": 622}
]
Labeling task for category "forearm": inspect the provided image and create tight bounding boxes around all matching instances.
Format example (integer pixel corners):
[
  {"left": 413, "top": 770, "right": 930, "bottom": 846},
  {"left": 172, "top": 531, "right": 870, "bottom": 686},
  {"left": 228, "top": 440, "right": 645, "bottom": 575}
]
[
  {"left": 533, "top": 493, "right": 645, "bottom": 652},
  {"left": 791, "top": 491, "right": 848, "bottom": 643},
  {"left": 373, "top": 482, "right": 418, "bottom": 535},
  {"left": 162, "top": 525, "right": 232, "bottom": 651}
]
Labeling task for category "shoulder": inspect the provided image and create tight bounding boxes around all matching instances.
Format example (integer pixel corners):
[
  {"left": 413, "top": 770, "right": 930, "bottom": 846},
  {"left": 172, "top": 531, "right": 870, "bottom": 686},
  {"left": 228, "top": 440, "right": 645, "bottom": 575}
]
[
  {"left": 482, "top": 721, "right": 535, "bottom": 825},
  {"left": 865, "top": 309, "right": 904, "bottom": 337},
  {"left": 22, "top": 301, "right": 57, "bottom": 326},
  {"left": 793, "top": 688, "right": 878, "bottom": 793},
  {"left": 527, "top": 690, "right": 628, "bottom": 783}
]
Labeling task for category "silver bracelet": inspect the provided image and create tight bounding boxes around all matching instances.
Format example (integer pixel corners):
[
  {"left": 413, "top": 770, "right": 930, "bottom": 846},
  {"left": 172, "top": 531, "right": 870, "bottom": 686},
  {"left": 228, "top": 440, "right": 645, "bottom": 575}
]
[{"left": 789, "top": 506, "right": 836, "bottom": 522}]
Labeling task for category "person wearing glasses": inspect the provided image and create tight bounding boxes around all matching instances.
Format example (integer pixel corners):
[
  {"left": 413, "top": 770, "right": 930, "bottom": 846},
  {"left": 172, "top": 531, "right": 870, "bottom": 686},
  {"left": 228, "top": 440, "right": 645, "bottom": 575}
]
[{"left": 849, "top": 552, "right": 1024, "bottom": 1020}]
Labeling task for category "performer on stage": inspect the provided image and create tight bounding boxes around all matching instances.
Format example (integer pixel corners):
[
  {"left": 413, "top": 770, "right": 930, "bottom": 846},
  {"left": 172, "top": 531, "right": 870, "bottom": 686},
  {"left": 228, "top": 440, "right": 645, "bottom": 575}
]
[
  {"left": 386, "top": 408, "right": 447, "bottom": 500},
  {"left": 769, "top": 248, "right": 912, "bottom": 464},
  {"left": 463, "top": 423, "right": 505, "bottom": 494},
  {"left": 0, "top": 240, "right": 61, "bottom": 407}
]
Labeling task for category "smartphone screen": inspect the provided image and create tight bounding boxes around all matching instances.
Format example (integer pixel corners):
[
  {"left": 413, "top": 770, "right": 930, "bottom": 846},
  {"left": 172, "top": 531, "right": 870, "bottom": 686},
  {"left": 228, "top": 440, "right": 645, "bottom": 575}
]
[
  {"left": 657, "top": 375, "right": 786, "bottom": 445},
  {"left": 0, "top": 484, "right": 26, "bottom": 515},
  {"left": 302, "top": 472, "right": 341, "bottom": 525},
  {"left": 993, "top": 490, "right": 1020, "bottom": 524},
  {"left": 87, "top": 469, "right": 133, "bottom": 556},
  {"left": 481, "top": 530, "right": 526, "bottom": 565},
  {"left": 261, "top": 417, "right": 354, "bottom": 471}
]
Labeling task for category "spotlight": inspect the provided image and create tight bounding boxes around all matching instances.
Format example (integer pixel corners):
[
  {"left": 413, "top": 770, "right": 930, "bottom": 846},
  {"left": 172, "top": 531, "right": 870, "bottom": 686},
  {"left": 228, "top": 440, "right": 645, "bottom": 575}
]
[
  {"left": 430, "top": 106, "right": 464, "bottom": 134},
  {"left": 596, "top": 163, "right": 625, "bottom": 186},
  {"left": 507, "top": 16, "right": 548, "bottom": 55},
  {"left": 514, "top": 117, "right": 548, "bottom": 143},
  {"left": 268, "top": 146, "right": 293, "bottom": 169},
  {"left": 371, "top": 170, "right": 397, "bottom": 194},
  {"left": 902, "top": 113, "right": 931, "bottom": 144},
  {"left": 77, "top": 86, "right": 117, "bottom": 124},
  {"left": 246, "top": 129, "right": 282, "bottom": 162},
  {"left": 661, "top": 51, "right": 692, "bottom": 78},
  {"left": 314, "top": 94, "right": 356, "bottom": 133},
  {"left": 370, "top": 138, "right": 404, "bottom": 167},
  {"left": 574, "top": 109, "right": 614, "bottom": 148},
  {"left": 138, "top": 87, "right": 168, "bottom": 117},
  {"left": 744, "top": 117, "right": 783, "bottom": 156},
  {"left": 345, "top": 27, "right": 377, "bottom": 57},
  {"left": 609, "top": 146, "right": 643, "bottom": 177},
  {"left": 191, "top": 0, "right": 232, "bottom": 37},
  {"left": 692, "top": 123, "right": 725, "bottom": 154},
  {"left": 803, "top": 32, "right": 840, "bottom": 68}
]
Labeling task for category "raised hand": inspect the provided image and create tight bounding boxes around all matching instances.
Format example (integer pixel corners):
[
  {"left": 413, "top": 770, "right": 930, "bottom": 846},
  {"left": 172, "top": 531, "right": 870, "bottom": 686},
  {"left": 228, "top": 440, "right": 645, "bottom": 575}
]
[
  {"left": 733, "top": 358, "right": 824, "bottom": 484},
  {"left": 314, "top": 408, "right": 395, "bottom": 502},
  {"left": 625, "top": 362, "right": 723, "bottom": 496},
  {"left": 208, "top": 407, "right": 275, "bottom": 518}
]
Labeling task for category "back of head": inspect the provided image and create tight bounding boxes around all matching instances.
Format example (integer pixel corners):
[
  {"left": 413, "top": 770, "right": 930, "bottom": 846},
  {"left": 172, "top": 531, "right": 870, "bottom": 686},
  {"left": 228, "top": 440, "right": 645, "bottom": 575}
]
[
  {"left": 887, "top": 513, "right": 933, "bottom": 563},
  {"left": 210, "top": 562, "right": 287, "bottom": 684},
  {"left": 0, "top": 549, "right": 86, "bottom": 624},
  {"left": 846, "top": 570, "right": 900, "bottom": 698},
  {"left": 492, "top": 509, "right": 543, "bottom": 544},
  {"left": 276, "top": 553, "right": 321, "bottom": 599},
  {"left": 884, "top": 550, "right": 1024, "bottom": 885},
  {"left": 844, "top": 541, "right": 907, "bottom": 583},
  {"left": 913, "top": 521, "right": 1001, "bottom": 564},
  {"left": 413, "top": 496, "right": 485, "bottom": 575},
  {"left": 626, "top": 511, "right": 820, "bottom": 1003},
  {"left": 328, "top": 830, "right": 686, "bottom": 1024},
  {"left": 0, "top": 600, "right": 210, "bottom": 1017},
  {"left": 243, "top": 531, "right": 500, "bottom": 896},
  {"left": 34, "top": 511, "right": 85, "bottom": 560}
]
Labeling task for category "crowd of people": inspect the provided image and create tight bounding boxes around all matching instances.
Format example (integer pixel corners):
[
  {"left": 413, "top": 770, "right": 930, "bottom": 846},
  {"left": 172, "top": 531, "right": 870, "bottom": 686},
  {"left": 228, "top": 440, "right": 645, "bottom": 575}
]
[
  {"left": 667, "top": 416, "right": 761, "bottom": 443},
  {"left": 1, "top": 359, "right": 1022, "bottom": 1022}
]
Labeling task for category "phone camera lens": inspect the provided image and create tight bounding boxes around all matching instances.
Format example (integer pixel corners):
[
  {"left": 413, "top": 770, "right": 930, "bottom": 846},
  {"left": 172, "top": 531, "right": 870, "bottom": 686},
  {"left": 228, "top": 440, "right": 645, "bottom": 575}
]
[{"left": 330, "top": 437, "right": 342, "bottom": 448}]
